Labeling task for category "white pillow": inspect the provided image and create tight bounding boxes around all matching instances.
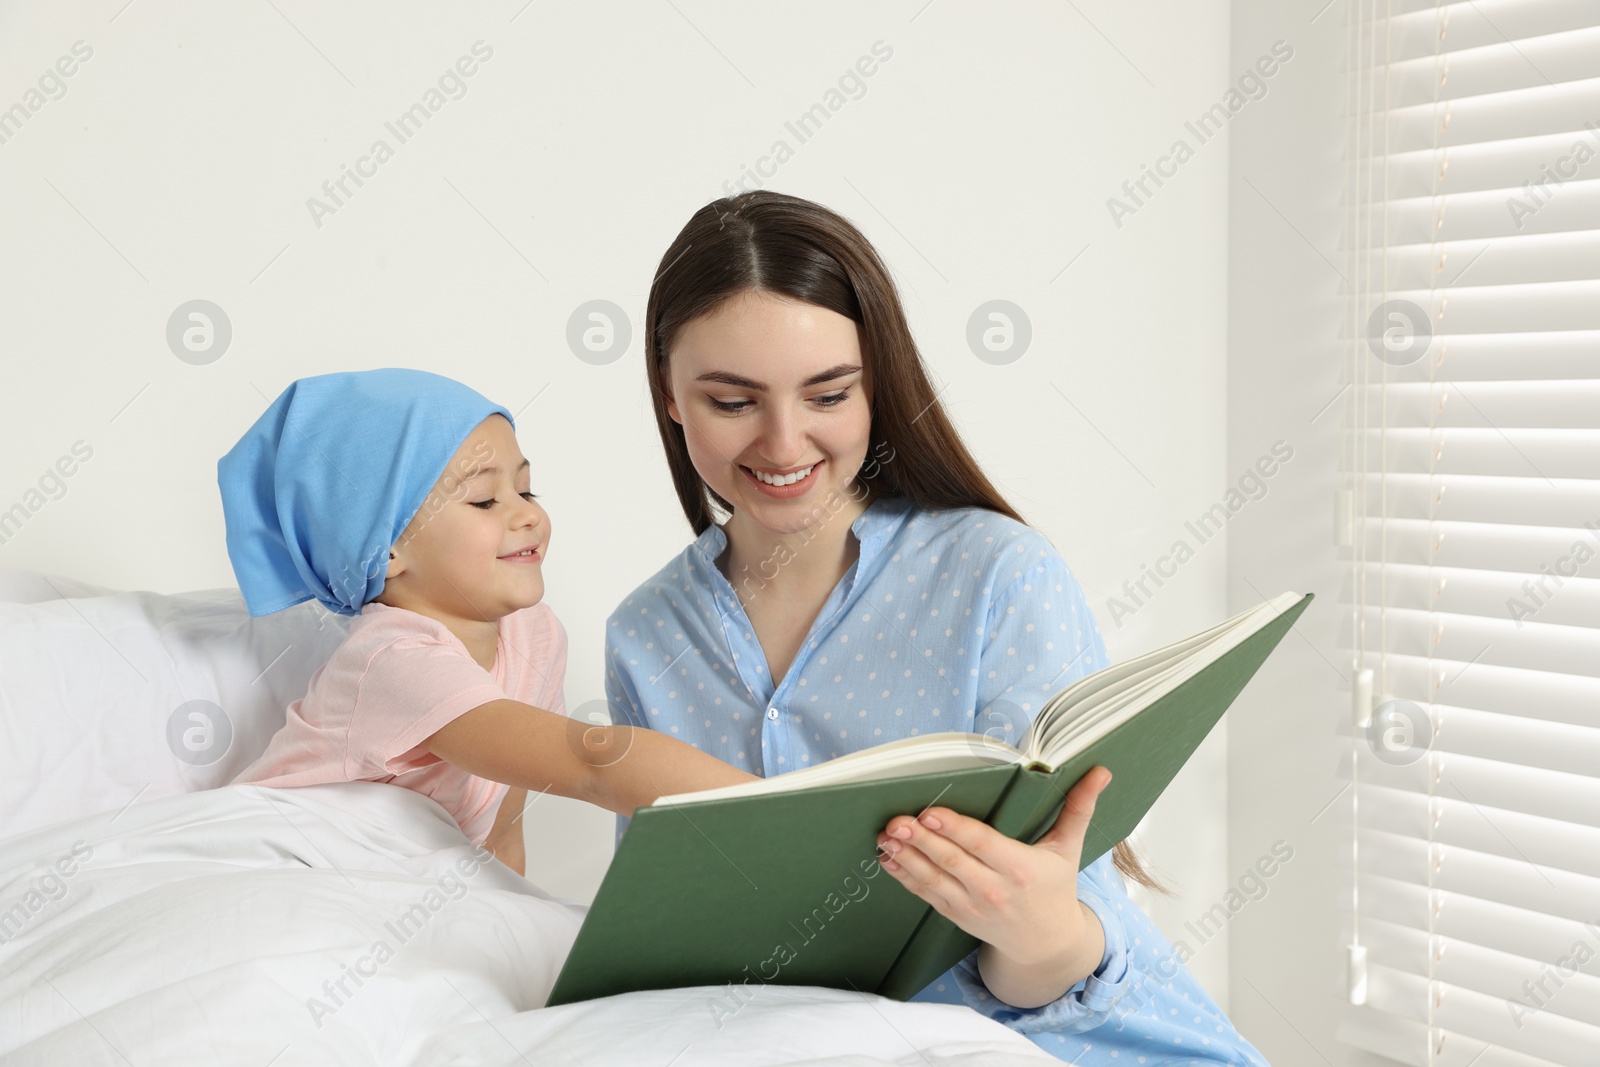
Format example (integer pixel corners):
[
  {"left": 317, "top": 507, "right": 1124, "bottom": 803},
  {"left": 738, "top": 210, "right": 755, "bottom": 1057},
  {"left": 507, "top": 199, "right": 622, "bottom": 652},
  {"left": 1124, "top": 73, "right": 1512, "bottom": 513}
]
[
  {"left": 0, "top": 569, "right": 352, "bottom": 839},
  {"left": 0, "top": 567, "right": 121, "bottom": 604}
]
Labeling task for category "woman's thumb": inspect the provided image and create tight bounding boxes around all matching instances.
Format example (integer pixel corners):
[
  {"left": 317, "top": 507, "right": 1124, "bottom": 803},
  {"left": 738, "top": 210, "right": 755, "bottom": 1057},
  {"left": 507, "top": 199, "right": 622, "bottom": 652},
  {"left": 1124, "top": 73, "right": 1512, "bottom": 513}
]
[{"left": 1039, "top": 766, "right": 1112, "bottom": 857}]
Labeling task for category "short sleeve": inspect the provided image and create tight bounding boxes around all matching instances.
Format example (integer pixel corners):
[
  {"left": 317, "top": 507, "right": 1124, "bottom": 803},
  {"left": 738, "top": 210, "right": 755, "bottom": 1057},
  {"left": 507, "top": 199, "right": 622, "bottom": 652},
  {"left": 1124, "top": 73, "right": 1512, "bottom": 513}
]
[
  {"left": 606, "top": 622, "right": 647, "bottom": 851},
  {"left": 348, "top": 634, "right": 508, "bottom": 779},
  {"left": 605, "top": 622, "right": 647, "bottom": 731},
  {"left": 521, "top": 608, "right": 571, "bottom": 717},
  {"left": 974, "top": 543, "right": 1109, "bottom": 733},
  {"left": 957, "top": 542, "right": 1134, "bottom": 1031}
]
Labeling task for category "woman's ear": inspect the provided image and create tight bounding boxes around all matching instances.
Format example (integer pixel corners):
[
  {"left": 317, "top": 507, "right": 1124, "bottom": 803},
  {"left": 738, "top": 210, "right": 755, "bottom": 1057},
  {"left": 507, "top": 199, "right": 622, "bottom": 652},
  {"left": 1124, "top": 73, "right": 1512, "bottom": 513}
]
[{"left": 659, "top": 370, "right": 683, "bottom": 424}]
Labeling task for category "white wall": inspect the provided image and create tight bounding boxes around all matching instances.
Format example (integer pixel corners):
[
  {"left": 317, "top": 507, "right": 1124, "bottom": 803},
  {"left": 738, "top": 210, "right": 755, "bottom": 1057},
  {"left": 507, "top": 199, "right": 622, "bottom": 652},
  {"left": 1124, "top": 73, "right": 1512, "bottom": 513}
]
[
  {"left": 0, "top": 0, "right": 1250, "bottom": 1014},
  {"left": 1226, "top": 2, "right": 1399, "bottom": 1064}
]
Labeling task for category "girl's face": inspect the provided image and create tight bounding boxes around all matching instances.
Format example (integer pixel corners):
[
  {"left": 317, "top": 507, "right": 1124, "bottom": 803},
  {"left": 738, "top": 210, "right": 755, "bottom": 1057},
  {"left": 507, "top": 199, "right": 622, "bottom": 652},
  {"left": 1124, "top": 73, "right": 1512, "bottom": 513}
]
[
  {"left": 379, "top": 414, "right": 549, "bottom": 622},
  {"left": 662, "top": 290, "right": 874, "bottom": 538}
]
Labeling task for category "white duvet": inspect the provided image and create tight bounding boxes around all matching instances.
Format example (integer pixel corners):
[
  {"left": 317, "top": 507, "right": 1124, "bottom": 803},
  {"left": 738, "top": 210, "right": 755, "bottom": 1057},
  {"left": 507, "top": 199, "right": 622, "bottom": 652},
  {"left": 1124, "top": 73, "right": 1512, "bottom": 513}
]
[{"left": 0, "top": 782, "right": 1053, "bottom": 1066}]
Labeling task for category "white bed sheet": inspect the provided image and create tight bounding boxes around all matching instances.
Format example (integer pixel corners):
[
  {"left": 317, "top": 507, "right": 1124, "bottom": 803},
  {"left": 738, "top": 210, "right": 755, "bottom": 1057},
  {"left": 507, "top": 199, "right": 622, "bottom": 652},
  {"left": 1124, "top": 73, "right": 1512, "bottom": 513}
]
[{"left": 0, "top": 780, "right": 1053, "bottom": 1066}]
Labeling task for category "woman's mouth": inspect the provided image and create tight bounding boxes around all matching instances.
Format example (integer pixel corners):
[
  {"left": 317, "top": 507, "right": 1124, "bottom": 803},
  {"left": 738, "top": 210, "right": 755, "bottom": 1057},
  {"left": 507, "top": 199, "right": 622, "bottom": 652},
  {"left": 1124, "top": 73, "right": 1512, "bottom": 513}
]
[{"left": 740, "top": 461, "right": 821, "bottom": 498}]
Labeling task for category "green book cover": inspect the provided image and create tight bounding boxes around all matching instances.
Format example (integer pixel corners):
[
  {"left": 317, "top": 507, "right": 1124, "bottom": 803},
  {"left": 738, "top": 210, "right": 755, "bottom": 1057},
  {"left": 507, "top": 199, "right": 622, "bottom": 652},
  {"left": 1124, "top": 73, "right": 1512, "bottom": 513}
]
[{"left": 547, "top": 592, "right": 1312, "bottom": 1008}]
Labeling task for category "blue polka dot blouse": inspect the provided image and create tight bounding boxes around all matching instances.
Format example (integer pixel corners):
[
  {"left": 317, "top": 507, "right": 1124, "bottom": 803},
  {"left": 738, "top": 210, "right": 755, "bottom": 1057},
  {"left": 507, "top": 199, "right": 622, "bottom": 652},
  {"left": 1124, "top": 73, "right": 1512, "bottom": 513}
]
[{"left": 604, "top": 495, "right": 1269, "bottom": 1064}]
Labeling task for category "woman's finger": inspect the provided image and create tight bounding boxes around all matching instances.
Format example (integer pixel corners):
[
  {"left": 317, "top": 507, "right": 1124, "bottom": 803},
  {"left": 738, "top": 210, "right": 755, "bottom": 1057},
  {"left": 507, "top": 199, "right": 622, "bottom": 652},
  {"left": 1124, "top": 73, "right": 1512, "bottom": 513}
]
[
  {"left": 1033, "top": 765, "right": 1113, "bottom": 861},
  {"left": 880, "top": 815, "right": 998, "bottom": 896},
  {"left": 887, "top": 806, "right": 1034, "bottom": 878},
  {"left": 878, "top": 839, "right": 967, "bottom": 914}
]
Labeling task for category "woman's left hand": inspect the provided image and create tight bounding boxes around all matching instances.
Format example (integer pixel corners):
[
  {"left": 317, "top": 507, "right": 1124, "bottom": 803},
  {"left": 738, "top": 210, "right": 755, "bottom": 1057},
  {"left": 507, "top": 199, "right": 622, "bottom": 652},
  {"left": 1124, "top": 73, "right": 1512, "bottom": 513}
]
[{"left": 875, "top": 765, "right": 1113, "bottom": 1008}]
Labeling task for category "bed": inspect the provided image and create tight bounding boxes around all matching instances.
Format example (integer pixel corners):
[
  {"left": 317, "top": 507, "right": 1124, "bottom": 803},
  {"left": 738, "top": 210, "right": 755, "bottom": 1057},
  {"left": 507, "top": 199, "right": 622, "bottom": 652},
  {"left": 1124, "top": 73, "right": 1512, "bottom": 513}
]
[{"left": 0, "top": 568, "right": 1055, "bottom": 1065}]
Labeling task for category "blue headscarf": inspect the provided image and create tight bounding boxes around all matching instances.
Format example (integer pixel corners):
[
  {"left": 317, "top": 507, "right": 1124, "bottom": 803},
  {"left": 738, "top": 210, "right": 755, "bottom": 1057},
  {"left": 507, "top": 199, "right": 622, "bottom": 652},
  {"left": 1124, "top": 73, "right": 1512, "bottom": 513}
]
[{"left": 218, "top": 368, "right": 514, "bottom": 617}]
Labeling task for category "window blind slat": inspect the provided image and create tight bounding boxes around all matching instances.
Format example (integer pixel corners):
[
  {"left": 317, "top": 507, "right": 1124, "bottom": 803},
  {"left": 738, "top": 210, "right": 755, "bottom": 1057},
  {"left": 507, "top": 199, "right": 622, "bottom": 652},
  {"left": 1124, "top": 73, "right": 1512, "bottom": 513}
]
[
  {"left": 1342, "top": 963, "right": 1600, "bottom": 1065},
  {"left": 1345, "top": 822, "right": 1600, "bottom": 923},
  {"left": 1337, "top": 709, "right": 1600, "bottom": 786},
  {"left": 1379, "top": 332, "right": 1600, "bottom": 382},
  {"left": 1354, "top": 442, "right": 1600, "bottom": 480},
  {"left": 1358, "top": 653, "right": 1600, "bottom": 732},
  {"left": 1352, "top": 382, "right": 1600, "bottom": 431},
  {"left": 1338, "top": 1008, "right": 1571, "bottom": 1067},
  {"left": 1347, "top": 562, "right": 1600, "bottom": 631},
  {"left": 1358, "top": 281, "right": 1600, "bottom": 332},
  {"left": 1359, "top": 0, "right": 1600, "bottom": 65},
  {"left": 1372, "top": 80, "right": 1600, "bottom": 155},
  {"left": 1350, "top": 919, "right": 1600, "bottom": 1028},
  {"left": 1360, "top": 135, "right": 1600, "bottom": 200},
  {"left": 1373, "top": 29, "right": 1600, "bottom": 109},
  {"left": 1349, "top": 604, "right": 1600, "bottom": 678},
  {"left": 1333, "top": 749, "right": 1600, "bottom": 831},
  {"left": 1348, "top": 873, "right": 1600, "bottom": 977},
  {"left": 1356, "top": 517, "right": 1600, "bottom": 578},
  {"left": 1353, "top": 236, "right": 1600, "bottom": 291},
  {"left": 1350, "top": 182, "right": 1600, "bottom": 243},
  {"left": 1354, "top": 472, "right": 1600, "bottom": 530}
]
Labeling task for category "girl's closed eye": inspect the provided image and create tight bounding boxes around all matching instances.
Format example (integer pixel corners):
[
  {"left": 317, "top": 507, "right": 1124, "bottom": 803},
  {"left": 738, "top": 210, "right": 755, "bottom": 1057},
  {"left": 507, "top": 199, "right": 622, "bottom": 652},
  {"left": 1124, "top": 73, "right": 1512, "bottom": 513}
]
[
  {"left": 707, "top": 390, "right": 851, "bottom": 414},
  {"left": 470, "top": 492, "right": 538, "bottom": 509}
]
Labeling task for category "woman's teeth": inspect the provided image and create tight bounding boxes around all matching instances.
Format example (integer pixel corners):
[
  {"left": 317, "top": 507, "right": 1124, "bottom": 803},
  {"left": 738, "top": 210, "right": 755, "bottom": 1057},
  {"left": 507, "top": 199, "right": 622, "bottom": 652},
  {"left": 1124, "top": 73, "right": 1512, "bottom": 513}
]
[{"left": 750, "top": 464, "right": 814, "bottom": 486}]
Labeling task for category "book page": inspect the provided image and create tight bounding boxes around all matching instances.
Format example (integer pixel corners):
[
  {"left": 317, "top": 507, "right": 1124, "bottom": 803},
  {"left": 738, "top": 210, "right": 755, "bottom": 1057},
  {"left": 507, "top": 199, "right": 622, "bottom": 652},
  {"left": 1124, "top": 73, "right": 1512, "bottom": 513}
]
[
  {"left": 1026, "top": 592, "right": 1302, "bottom": 765},
  {"left": 652, "top": 732, "right": 1022, "bottom": 806}
]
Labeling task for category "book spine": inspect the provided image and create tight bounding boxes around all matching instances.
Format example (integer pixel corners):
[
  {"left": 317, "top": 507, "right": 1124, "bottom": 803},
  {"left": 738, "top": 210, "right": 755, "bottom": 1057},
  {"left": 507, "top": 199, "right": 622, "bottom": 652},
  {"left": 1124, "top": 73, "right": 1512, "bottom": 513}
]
[{"left": 875, "top": 766, "right": 1061, "bottom": 1001}]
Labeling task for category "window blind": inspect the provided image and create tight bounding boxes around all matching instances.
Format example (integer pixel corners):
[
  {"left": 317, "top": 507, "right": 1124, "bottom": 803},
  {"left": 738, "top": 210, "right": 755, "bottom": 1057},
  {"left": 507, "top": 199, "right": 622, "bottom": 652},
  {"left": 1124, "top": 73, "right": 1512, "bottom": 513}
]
[{"left": 1335, "top": 1, "right": 1600, "bottom": 1064}]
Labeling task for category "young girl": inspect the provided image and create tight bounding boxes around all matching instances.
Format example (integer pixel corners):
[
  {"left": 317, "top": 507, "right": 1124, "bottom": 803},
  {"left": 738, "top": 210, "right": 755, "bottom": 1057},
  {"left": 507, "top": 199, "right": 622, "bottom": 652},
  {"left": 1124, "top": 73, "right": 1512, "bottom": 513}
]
[
  {"left": 220, "top": 368, "right": 756, "bottom": 875},
  {"left": 605, "top": 191, "right": 1270, "bottom": 1064}
]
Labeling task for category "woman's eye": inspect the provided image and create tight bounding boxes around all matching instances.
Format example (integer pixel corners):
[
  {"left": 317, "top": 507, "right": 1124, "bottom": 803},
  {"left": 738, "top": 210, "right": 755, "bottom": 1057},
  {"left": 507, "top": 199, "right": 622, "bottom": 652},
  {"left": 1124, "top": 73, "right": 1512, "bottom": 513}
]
[
  {"left": 520, "top": 492, "right": 538, "bottom": 501},
  {"left": 709, "top": 391, "right": 849, "bottom": 412}
]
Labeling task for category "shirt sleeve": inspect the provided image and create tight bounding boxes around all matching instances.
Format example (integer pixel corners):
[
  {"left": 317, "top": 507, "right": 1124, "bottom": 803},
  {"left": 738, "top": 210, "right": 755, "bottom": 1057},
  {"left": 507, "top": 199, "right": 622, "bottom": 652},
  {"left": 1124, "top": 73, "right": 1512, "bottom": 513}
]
[
  {"left": 952, "top": 851, "right": 1138, "bottom": 1035},
  {"left": 530, "top": 608, "right": 571, "bottom": 717},
  {"left": 348, "top": 632, "right": 508, "bottom": 779},
  {"left": 605, "top": 621, "right": 647, "bottom": 852},
  {"left": 952, "top": 543, "right": 1139, "bottom": 1035}
]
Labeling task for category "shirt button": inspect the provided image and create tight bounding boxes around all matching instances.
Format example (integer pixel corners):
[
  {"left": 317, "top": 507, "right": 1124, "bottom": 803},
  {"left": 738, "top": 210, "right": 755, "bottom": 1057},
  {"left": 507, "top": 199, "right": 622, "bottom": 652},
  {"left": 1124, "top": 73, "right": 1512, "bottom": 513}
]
[{"left": 766, "top": 706, "right": 779, "bottom": 721}]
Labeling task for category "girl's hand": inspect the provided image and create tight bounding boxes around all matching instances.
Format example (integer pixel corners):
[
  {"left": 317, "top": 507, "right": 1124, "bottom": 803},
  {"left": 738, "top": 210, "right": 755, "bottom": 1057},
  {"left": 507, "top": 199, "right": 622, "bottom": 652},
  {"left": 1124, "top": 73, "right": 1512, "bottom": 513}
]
[
  {"left": 484, "top": 786, "right": 529, "bottom": 877},
  {"left": 875, "top": 765, "right": 1113, "bottom": 1009},
  {"left": 484, "top": 824, "right": 526, "bottom": 877}
]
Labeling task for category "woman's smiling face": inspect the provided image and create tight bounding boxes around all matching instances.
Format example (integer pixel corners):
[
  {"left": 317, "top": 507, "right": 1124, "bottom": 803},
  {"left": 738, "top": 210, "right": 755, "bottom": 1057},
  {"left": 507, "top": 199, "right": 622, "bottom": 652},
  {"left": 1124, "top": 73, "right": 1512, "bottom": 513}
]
[{"left": 662, "top": 290, "right": 873, "bottom": 537}]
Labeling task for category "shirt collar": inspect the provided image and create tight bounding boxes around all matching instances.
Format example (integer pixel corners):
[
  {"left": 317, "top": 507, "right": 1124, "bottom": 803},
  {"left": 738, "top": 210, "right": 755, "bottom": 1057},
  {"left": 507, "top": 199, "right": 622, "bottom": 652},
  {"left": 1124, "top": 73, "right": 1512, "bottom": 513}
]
[{"left": 691, "top": 493, "right": 912, "bottom": 572}]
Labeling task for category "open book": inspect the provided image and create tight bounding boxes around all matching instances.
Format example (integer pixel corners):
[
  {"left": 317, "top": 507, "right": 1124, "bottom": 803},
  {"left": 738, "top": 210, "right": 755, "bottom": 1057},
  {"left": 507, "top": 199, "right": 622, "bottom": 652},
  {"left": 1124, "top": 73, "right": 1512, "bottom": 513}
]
[{"left": 547, "top": 590, "right": 1313, "bottom": 1008}]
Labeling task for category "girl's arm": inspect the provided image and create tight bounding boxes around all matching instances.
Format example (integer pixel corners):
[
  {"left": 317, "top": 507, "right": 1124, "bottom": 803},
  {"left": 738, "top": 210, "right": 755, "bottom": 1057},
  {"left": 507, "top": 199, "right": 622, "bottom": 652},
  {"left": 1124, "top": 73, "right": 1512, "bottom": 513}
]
[{"left": 421, "top": 698, "right": 758, "bottom": 816}]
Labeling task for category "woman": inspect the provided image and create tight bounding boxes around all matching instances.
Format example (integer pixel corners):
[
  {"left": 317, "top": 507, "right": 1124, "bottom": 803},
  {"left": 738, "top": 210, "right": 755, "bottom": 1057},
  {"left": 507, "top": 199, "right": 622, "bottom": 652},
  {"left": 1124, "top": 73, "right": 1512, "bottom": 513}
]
[{"left": 604, "top": 190, "right": 1268, "bottom": 1064}]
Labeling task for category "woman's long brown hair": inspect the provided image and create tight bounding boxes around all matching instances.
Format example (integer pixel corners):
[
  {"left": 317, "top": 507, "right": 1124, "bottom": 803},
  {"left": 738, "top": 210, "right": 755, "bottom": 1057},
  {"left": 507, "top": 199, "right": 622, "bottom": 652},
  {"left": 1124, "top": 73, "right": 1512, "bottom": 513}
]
[{"left": 643, "top": 189, "right": 1169, "bottom": 896}]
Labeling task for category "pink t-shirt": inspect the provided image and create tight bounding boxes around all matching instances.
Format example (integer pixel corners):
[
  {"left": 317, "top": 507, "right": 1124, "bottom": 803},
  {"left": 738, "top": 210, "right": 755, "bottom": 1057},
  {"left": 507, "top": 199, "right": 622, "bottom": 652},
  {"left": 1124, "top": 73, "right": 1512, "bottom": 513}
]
[{"left": 232, "top": 600, "right": 568, "bottom": 846}]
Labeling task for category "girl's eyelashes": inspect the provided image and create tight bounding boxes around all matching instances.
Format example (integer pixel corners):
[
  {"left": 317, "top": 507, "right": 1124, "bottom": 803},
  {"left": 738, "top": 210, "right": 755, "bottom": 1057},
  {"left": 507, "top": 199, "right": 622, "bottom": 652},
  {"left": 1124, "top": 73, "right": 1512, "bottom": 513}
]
[
  {"left": 707, "top": 389, "right": 851, "bottom": 414},
  {"left": 470, "top": 492, "right": 539, "bottom": 509}
]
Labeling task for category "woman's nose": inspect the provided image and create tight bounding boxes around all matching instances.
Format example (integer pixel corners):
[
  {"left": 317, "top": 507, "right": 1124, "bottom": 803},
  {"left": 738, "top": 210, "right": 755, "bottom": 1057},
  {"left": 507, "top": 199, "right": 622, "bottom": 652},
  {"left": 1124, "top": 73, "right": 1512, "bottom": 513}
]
[{"left": 758, "top": 404, "right": 806, "bottom": 463}]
